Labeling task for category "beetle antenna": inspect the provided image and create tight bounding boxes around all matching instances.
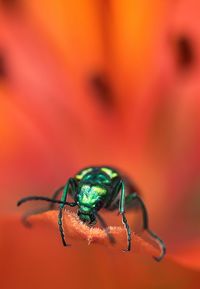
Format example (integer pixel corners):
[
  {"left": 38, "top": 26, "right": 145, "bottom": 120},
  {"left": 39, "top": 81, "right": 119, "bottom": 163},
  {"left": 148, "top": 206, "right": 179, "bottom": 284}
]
[{"left": 17, "top": 196, "right": 76, "bottom": 207}]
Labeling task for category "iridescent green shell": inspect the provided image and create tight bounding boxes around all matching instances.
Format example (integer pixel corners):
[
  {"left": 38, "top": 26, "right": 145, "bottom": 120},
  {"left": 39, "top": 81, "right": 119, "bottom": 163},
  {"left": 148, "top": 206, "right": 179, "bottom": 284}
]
[
  {"left": 75, "top": 168, "right": 93, "bottom": 180},
  {"left": 75, "top": 166, "right": 119, "bottom": 213},
  {"left": 75, "top": 166, "right": 118, "bottom": 181}
]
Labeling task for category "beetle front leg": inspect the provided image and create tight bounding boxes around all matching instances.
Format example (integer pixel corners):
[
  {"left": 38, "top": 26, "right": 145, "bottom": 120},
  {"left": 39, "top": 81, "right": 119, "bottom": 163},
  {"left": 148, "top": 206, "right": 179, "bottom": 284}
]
[
  {"left": 119, "top": 181, "right": 132, "bottom": 251},
  {"left": 58, "top": 178, "right": 77, "bottom": 247}
]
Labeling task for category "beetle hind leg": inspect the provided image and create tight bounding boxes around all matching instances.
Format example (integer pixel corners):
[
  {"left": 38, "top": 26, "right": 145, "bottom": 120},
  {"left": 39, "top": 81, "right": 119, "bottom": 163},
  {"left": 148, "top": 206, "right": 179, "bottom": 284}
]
[{"left": 125, "top": 192, "right": 166, "bottom": 261}]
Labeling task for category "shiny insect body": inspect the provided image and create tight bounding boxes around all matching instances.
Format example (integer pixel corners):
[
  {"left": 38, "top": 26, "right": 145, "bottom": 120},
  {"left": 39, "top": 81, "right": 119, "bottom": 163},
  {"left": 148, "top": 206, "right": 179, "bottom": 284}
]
[{"left": 17, "top": 166, "right": 166, "bottom": 261}]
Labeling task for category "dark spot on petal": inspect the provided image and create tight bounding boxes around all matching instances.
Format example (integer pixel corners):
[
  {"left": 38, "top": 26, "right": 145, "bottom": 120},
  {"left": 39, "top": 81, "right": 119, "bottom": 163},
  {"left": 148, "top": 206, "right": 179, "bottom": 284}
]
[
  {"left": 0, "top": 53, "right": 6, "bottom": 79},
  {"left": 176, "top": 36, "right": 194, "bottom": 69},
  {"left": 1, "top": 0, "right": 22, "bottom": 13},
  {"left": 89, "top": 73, "right": 114, "bottom": 109}
]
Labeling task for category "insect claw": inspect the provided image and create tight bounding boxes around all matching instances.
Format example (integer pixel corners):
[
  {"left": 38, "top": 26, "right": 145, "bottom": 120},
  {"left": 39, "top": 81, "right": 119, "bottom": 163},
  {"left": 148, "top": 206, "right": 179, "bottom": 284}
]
[
  {"left": 21, "top": 217, "right": 33, "bottom": 228},
  {"left": 153, "top": 257, "right": 160, "bottom": 262},
  {"left": 153, "top": 255, "right": 163, "bottom": 262},
  {"left": 122, "top": 246, "right": 131, "bottom": 252},
  {"left": 62, "top": 240, "right": 70, "bottom": 247},
  {"left": 153, "top": 246, "right": 166, "bottom": 262},
  {"left": 122, "top": 249, "right": 129, "bottom": 252}
]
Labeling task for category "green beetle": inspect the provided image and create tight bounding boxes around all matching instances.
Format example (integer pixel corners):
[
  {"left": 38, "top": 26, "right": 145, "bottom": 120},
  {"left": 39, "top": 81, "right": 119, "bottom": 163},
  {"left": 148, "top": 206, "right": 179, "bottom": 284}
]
[{"left": 17, "top": 166, "right": 166, "bottom": 261}]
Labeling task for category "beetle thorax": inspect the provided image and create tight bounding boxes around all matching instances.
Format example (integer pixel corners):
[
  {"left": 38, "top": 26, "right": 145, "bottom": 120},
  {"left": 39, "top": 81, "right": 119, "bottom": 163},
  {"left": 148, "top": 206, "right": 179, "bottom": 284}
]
[{"left": 77, "top": 184, "right": 106, "bottom": 214}]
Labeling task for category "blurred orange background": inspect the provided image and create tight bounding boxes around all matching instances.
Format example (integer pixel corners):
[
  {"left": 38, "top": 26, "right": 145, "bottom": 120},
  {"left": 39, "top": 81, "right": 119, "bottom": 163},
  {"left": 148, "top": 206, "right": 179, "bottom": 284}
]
[{"left": 0, "top": 1, "right": 200, "bottom": 289}]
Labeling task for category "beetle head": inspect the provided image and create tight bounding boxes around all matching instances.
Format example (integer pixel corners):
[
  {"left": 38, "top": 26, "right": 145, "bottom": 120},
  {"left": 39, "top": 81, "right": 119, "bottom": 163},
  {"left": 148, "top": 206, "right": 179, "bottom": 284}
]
[{"left": 77, "top": 210, "right": 96, "bottom": 225}]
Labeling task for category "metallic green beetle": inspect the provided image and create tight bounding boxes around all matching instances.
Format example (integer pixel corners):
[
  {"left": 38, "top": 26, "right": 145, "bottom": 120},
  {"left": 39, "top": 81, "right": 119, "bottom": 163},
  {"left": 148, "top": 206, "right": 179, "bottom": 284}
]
[{"left": 17, "top": 166, "right": 166, "bottom": 261}]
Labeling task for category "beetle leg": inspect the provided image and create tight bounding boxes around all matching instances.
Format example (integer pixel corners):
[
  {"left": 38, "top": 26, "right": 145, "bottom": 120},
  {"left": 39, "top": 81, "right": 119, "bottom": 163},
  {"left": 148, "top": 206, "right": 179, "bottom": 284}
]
[
  {"left": 58, "top": 178, "right": 76, "bottom": 247},
  {"left": 124, "top": 193, "right": 166, "bottom": 261},
  {"left": 119, "top": 181, "right": 131, "bottom": 251},
  {"left": 96, "top": 213, "right": 115, "bottom": 244}
]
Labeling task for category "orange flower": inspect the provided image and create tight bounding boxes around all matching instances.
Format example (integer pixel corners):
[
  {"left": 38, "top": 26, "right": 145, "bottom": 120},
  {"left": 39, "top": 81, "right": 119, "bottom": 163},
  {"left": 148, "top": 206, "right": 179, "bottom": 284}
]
[
  {"left": 1, "top": 214, "right": 200, "bottom": 289},
  {"left": 0, "top": 0, "right": 200, "bottom": 288}
]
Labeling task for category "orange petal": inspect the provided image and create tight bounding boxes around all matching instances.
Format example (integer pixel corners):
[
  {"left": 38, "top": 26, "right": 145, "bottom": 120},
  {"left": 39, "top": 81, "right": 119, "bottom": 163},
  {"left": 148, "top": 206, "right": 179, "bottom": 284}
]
[
  {"left": 29, "top": 210, "right": 160, "bottom": 259},
  {"left": 1, "top": 214, "right": 200, "bottom": 289},
  {"left": 169, "top": 240, "right": 200, "bottom": 271}
]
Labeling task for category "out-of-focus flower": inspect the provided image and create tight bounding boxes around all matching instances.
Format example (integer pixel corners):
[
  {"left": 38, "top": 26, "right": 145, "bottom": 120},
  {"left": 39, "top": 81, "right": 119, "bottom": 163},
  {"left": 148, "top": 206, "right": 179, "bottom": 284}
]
[{"left": 0, "top": 0, "right": 200, "bottom": 288}]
